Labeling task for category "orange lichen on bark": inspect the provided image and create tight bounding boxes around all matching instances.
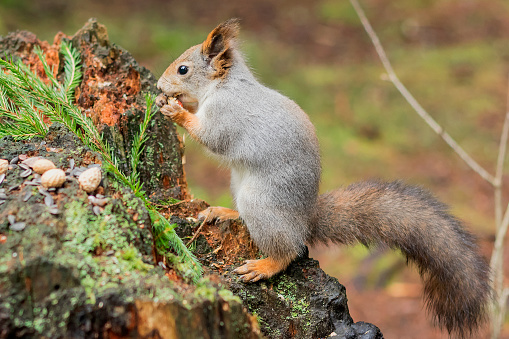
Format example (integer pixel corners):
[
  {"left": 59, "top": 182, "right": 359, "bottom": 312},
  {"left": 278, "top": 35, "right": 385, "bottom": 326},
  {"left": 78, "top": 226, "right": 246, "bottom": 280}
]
[
  {"left": 76, "top": 45, "right": 142, "bottom": 127},
  {"left": 22, "top": 33, "right": 66, "bottom": 86}
]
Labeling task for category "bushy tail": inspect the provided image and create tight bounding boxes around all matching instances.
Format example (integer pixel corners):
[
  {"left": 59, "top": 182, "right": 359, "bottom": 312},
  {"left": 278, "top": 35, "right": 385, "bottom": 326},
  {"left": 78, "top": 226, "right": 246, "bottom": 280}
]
[{"left": 308, "top": 180, "right": 491, "bottom": 337}]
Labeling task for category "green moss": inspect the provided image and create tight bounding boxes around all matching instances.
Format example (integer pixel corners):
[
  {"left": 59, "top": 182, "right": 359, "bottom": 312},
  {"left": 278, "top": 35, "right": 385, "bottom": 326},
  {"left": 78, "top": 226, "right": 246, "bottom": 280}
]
[
  {"left": 218, "top": 288, "right": 242, "bottom": 303},
  {"left": 268, "top": 275, "right": 312, "bottom": 330},
  {"left": 158, "top": 197, "right": 181, "bottom": 205},
  {"left": 60, "top": 199, "right": 154, "bottom": 296},
  {"left": 194, "top": 278, "right": 220, "bottom": 302}
]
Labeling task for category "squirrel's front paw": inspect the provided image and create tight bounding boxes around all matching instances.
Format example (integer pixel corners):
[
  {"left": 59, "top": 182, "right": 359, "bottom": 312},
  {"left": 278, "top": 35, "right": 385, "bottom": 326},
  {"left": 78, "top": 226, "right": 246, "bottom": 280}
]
[
  {"left": 155, "top": 93, "right": 168, "bottom": 108},
  {"left": 160, "top": 97, "right": 185, "bottom": 118}
]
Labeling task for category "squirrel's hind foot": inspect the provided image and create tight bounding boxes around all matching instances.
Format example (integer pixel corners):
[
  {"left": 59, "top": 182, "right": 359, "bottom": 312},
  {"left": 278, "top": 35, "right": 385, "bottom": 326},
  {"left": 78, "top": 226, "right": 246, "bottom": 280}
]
[
  {"left": 198, "top": 206, "right": 240, "bottom": 222},
  {"left": 234, "top": 257, "right": 291, "bottom": 282}
]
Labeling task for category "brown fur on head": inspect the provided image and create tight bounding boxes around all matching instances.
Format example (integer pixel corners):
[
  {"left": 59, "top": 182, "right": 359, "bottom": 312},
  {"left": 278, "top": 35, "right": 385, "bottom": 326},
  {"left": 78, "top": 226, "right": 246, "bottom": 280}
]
[
  {"left": 201, "top": 18, "right": 240, "bottom": 79},
  {"left": 157, "top": 19, "right": 241, "bottom": 111}
]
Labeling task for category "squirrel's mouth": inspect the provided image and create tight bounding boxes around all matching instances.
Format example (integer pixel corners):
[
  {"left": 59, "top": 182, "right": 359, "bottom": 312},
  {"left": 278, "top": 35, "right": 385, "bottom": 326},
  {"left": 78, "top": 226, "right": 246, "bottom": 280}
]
[
  {"left": 156, "top": 92, "right": 199, "bottom": 114},
  {"left": 176, "top": 94, "right": 199, "bottom": 113}
]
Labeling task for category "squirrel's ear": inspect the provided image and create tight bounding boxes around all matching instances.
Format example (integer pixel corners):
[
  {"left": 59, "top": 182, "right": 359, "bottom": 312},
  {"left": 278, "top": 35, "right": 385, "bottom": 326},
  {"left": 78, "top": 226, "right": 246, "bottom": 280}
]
[{"left": 201, "top": 18, "right": 240, "bottom": 78}]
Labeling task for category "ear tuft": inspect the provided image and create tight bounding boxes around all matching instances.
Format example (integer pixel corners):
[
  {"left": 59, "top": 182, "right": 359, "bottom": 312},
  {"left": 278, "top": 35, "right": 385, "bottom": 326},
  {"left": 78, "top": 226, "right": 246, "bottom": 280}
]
[{"left": 202, "top": 18, "right": 241, "bottom": 78}]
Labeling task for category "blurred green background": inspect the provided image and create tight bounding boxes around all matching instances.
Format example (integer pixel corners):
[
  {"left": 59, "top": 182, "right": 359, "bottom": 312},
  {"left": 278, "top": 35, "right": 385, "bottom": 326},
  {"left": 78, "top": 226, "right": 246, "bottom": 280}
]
[{"left": 2, "top": 0, "right": 508, "bottom": 337}]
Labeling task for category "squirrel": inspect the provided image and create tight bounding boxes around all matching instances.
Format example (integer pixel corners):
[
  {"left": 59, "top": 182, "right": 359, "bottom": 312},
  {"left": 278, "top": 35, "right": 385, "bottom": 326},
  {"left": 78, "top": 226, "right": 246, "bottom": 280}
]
[{"left": 156, "top": 19, "right": 491, "bottom": 337}]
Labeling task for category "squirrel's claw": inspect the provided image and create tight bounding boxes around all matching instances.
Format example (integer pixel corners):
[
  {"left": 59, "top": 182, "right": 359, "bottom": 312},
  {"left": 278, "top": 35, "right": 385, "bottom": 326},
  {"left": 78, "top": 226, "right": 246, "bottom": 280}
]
[
  {"left": 238, "top": 272, "right": 266, "bottom": 283},
  {"left": 234, "top": 261, "right": 267, "bottom": 282}
]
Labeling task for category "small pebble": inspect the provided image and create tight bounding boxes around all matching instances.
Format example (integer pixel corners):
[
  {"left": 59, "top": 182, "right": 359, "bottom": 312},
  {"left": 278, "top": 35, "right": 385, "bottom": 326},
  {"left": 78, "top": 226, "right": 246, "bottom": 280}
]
[
  {"left": 93, "top": 205, "right": 102, "bottom": 215},
  {"left": 22, "top": 190, "right": 31, "bottom": 202},
  {"left": 44, "top": 195, "right": 54, "bottom": 207},
  {"left": 88, "top": 196, "right": 108, "bottom": 207},
  {"left": 10, "top": 222, "right": 26, "bottom": 231},
  {"left": 10, "top": 156, "right": 19, "bottom": 165},
  {"left": 38, "top": 186, "right": 50, "bottom": 197},
  {"left": 7, "top": 215, "right": 16, "bottom": 225},
  {"left": 49, "top": 207, "right": 60, "bottom": 215},
  {"left": 0, "top": 173, "right": 5, "bottom": 184}
]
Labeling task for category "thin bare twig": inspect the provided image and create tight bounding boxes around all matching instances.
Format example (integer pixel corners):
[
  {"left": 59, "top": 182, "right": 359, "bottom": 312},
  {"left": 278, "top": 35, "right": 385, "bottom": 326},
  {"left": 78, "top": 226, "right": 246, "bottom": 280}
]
[
  {"left": 490, "top": 203, "right": 509, "bottom": 289},
  {"left": 186, "top": 218, "right": 208, "bottom": 246},
  {"left": 348, "top": 0, "right": 496, "bottom": 186},
  {"left": 494, "top": 77, "right": 509, "bottom": 228}
]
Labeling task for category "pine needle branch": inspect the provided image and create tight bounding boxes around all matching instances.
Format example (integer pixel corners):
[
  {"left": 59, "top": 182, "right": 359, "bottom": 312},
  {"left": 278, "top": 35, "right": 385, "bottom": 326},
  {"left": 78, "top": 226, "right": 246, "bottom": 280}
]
[
  {"left": 149, "top": 208, "right": 202, "bottom": 283},
  {"left": 60, "top": 40, "right": 83, "bottom": 99}
]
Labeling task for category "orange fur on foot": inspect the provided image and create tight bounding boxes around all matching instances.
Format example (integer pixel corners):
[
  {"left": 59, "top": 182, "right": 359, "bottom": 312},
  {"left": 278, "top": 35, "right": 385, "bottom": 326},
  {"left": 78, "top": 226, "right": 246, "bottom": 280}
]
[
  {"left": 234, "top": 257, "right": 291, "bottom": 282},
  {"left": 198, "top": 206, "right": 240, "bottom": 222}
]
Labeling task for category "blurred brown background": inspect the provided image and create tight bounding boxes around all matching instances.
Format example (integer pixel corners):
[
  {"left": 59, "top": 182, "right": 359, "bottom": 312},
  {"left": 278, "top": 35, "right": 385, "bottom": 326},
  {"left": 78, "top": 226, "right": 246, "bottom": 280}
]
[{"left": 2, "top": 0, "right": 509, "bottom": 337}]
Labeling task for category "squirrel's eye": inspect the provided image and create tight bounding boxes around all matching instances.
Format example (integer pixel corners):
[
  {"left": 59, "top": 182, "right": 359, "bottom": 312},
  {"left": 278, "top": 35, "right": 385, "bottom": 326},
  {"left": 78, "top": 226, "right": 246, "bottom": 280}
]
[{"left": 178, "top": 65, "right": 189, "bottom": 75}]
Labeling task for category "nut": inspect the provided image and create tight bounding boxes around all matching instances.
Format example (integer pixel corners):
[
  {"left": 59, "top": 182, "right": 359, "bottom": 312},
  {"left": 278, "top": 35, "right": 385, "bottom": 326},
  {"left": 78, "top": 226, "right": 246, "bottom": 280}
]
[
  {"left": 32, "top": 159, "right": 56, "bottom": 174},
  {"left": 0, "top": 159, "right": 8, "bottom": 174},
  {"left": 41, "top": 169, "right": 66, "bottom": 188},
  {"left": 21, "top": 156, "right": 42, "bottom": 168},
  {"left": 79, "top": 167, "right": 102, "bottom": 193},
  {"left": 169, "top": 96, "right": 184, "bottom": 107}
]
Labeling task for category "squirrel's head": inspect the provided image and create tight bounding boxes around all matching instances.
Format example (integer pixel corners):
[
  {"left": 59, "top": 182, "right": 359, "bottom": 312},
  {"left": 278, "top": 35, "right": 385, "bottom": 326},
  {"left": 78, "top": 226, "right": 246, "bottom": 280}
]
[{"left": 157, "top": 19, "right": 240, "bottom": 112}]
